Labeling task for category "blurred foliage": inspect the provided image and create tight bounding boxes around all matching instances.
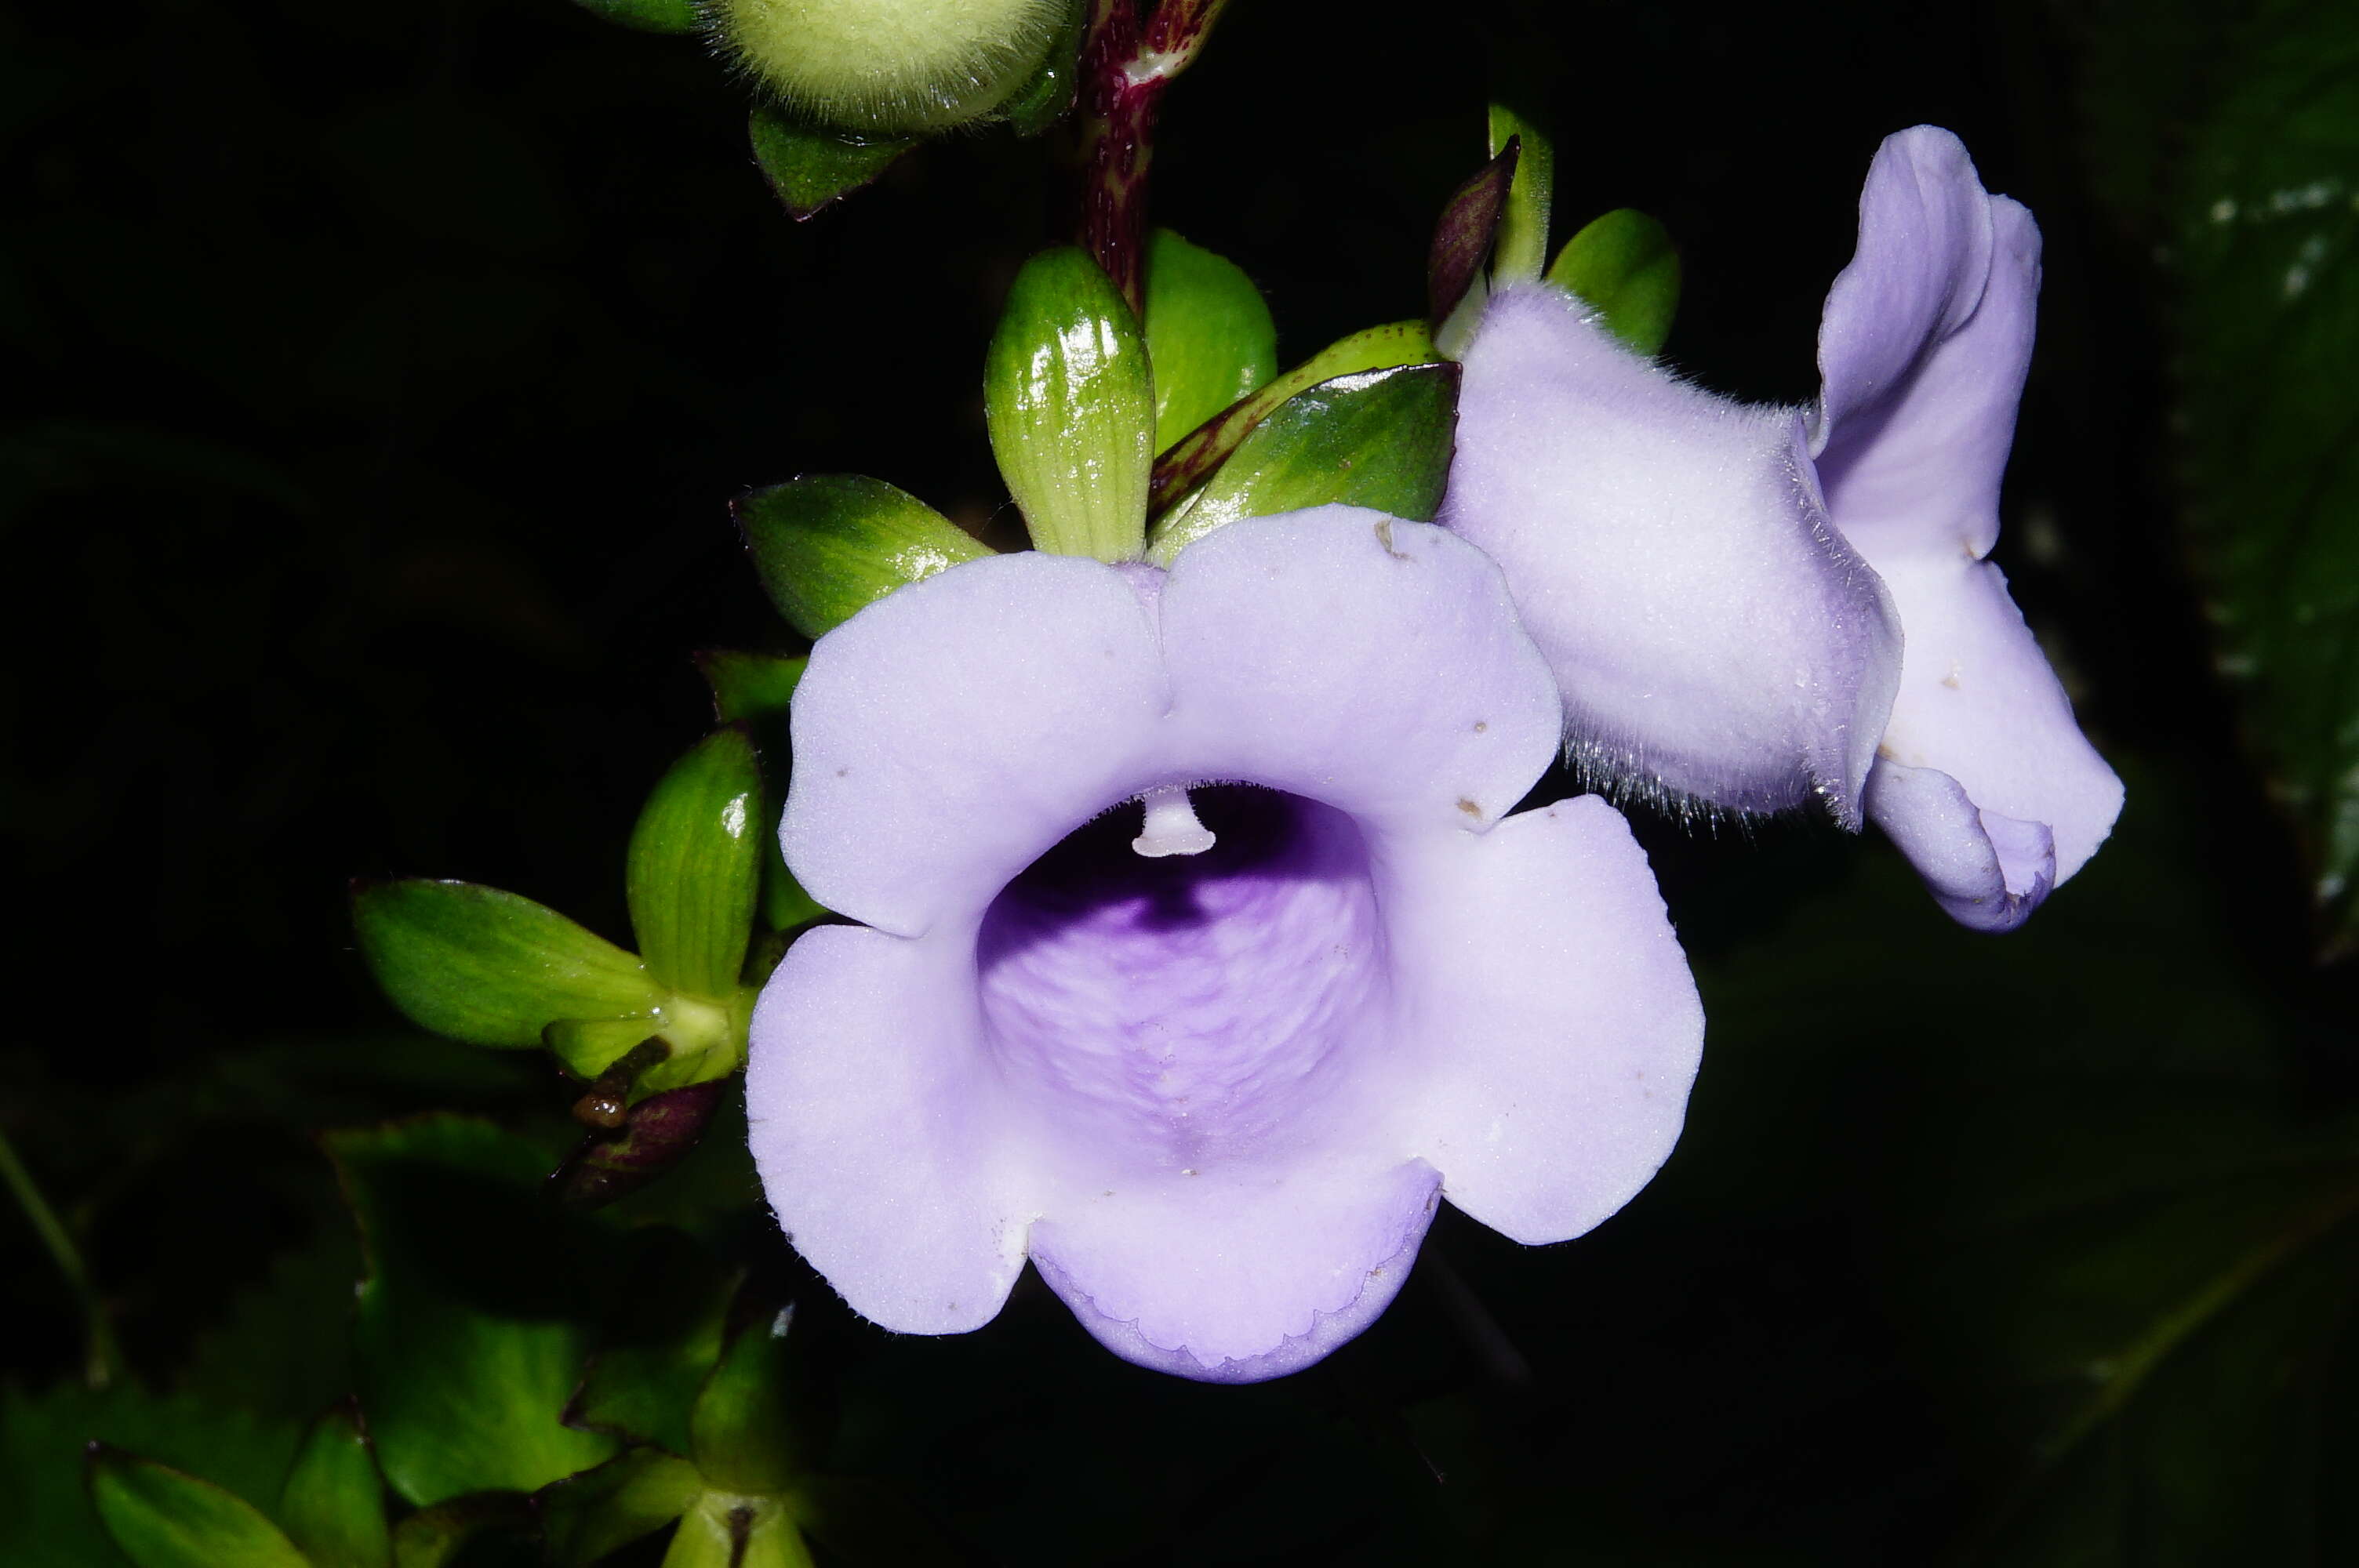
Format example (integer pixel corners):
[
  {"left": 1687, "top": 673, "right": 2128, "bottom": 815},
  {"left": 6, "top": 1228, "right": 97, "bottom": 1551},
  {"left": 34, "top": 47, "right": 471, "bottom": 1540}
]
[
  {"left": 2, "top": 0, "right": 2356, "bottom": 1564},
  {"left": 2065, "top": 0, "right": 2359, "bottom": 953}
]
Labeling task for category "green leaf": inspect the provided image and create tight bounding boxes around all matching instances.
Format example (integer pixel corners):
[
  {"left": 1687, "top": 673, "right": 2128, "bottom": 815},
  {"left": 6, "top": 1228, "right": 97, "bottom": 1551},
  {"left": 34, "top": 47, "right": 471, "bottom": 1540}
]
[
  {"left": 664, "top": 1492, "right": 815, "bottom": 1568},
  {"left": 2095, "top": 3, "right": 2359, "bottom": 952},
  {"left": 1147, "top": 363, "right": 1460, "bottom": 565},
  {"left": 87, "top": 1448, "right": 309, "bottom": 1568},
  {"left": 689, "top": 1304, "right": 815, "bottom": 1497},
  {"left": 695, "top": 651, "right": 805, "bottom": 725},
  {"left": 983, "top": 247, "right": 1155, "bottom": 561},
  {"left": 627, "top": 728, "right": 763, "bottom": 1001},
  {"left": 542, "top": 1016, "right": 663, "bottom": 1082},
  {"left": 567, "top": 0, "right": 700, "bottom": 31},
  {"left": 566, "top": 1229, "right": 738, "bottom": 1454},
  {"left": 1142, "top": 230, "right": 1277, "bottom": 452},
  {"left": 735, "top": 476, "right": 990, "bottom": 641},
  {"left": 351, "top": 880, "right": 663, "bottom": 1048},
  {"left": 1547, "top": 209, "right": 1681, "bottom": 357},
  {"left": 539, "top": 1447, "right": 703, "bottom": 1568},
  {"left": 385, "top": 1494, "right": 534, "bottom": 1568},
  {"left": 747, "top": 109, "right": 914, "bottom": 222},
  {"left": 277, "top": 1402, "right": 391, "bottom": 1568},
  {"left": 327, "top": 1117, "right": 619, "bottom": 1506},
  {"left": 179, "top": 1235, "right": 362, "bottom": 1425},
  {"left": 1487, "top": 103, "right": 1554, "bottom": 282},
  {"left": 1147, "top": 319, "right": 1436, "bottom": 514},
  {"left": 1, "top": 1385, "right": 302, "bottom": 1568}
]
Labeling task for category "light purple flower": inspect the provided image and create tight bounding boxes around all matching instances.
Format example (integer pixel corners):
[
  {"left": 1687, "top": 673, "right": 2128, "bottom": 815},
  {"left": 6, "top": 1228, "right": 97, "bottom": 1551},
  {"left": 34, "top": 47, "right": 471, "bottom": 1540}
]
[
  {"left": 746, "top": 507, "right": 1703, "bottom": 1381},
  {"left": 1440, "top": 126, "right": 2121, "bottom": 929},
  {"left": 1814, "top": 128, "right": 2124, "bottom": 930}
]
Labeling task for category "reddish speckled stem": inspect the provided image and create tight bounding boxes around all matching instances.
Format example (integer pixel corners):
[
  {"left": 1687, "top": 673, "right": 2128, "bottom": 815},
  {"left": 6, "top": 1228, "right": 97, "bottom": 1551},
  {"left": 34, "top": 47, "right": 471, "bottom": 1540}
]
[{"left": 1078, "top": 0, "right": 1233, "bottom": 314}]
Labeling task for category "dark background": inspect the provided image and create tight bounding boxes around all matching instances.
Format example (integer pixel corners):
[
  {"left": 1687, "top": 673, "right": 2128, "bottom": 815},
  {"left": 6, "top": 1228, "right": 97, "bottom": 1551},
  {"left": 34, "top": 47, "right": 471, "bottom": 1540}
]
[{"left": 5, "top": 0, "right": 2355, "bottom": 1563}]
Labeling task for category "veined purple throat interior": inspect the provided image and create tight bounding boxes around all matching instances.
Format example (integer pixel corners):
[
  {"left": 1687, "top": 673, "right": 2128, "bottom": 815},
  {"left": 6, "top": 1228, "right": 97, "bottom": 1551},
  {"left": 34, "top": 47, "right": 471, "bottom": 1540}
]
[{"left": 976, "top": 786, "right": 1387, "bottom": 1173}]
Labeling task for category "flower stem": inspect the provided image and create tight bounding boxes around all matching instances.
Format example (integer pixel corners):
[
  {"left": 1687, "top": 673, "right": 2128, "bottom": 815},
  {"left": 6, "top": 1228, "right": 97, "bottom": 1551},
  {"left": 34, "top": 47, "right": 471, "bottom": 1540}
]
[
  {"left": 0, "top": 1125, "right": 120, "bottom": 1388},
  {"left": 1076, "top": 0, "right": 1234, "bottom": 314}
]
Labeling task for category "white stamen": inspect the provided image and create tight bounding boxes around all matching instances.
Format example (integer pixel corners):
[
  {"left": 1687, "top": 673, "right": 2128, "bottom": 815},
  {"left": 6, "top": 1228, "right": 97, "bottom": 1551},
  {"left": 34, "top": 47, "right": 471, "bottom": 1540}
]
[{"left": 1132, "top": 786, "right": 1216, "bottom": 858}]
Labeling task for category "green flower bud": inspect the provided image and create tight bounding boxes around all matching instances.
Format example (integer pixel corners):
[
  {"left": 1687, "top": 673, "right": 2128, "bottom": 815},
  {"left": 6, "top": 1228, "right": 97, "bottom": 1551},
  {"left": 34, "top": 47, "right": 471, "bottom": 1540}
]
[{"left": 711, "top": 0, "right": 1078, "bottom": 135}]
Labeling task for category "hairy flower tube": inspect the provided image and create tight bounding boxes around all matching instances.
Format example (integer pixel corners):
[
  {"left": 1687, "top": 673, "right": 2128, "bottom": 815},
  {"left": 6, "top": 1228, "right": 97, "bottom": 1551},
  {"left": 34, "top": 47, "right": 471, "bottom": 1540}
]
[
  {"left": 1440, "top": 127, "right": 2120, "bottom": 928},
  {"left": 746, "top": 508, "right": 1703, "bottom": 1381}
]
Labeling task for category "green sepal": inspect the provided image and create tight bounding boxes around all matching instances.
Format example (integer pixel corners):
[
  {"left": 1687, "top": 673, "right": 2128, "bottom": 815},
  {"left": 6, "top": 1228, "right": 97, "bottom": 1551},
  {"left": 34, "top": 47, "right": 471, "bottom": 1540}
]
[
  {"left": 693, "top": 652, "right": 828, "bottom": 935},
  {"left": 664, "top": 1492, "right": 814, "bottom": 1568},
  {"left": 1143, "top": 230, "right": 1278, "bottom": 453},
  {"left": 1148, "top": 363, "right": 1460, "bottom": 565},
  {"left": 984, "top": 247, "right": 1155, "bottom": 561},
  {"left": 86, "top": 1446, "right": 310, "bottom": 1568},
  {"left": 277, "top": 1401, "right": 391, "bottom": 1568},
  {"left": 1149, "top": 320, "right": 1436, "bottom": 514},
  {"left": 351, "top": 880, "right": 663, "bottom": 1049},
  {"left": 736, "top": 476, "right": 990, "bottom": 641},
  {"left": 1487, "top": 103, "right": 1555, "bottom": 281},
  {"left": 748, "top": 108, "right": 916, "bottom": 222},
  {"left": 566, "top": 0, "right": 699, "bottom": 32},
  {"left": 695, "top": 651, "right": 805, "bottom": 724},
  {"left": 627, "top": 728, "right": 763, "bottom": 1001},
  {"left": 689, "top": 1304, "right": 816, "bottom": 1496},
  {"left": 565, "top": 1229, "right": 740, "bottom": 1454},
  {"left": 1548, "top": 209, "right": 1681, "bottom": 357},
  {"left": 326, "top": 1117, "right": 619, "bottom": 1506},
  {"left": 539, "top": 1448, "right": 704, "bottom": 1568},
  {"left": 385, "top": 1494, "right": 534, "bottom": 1568},
  {"left": 543, "top": 1017, "right": 663, "bottom": 1082}
]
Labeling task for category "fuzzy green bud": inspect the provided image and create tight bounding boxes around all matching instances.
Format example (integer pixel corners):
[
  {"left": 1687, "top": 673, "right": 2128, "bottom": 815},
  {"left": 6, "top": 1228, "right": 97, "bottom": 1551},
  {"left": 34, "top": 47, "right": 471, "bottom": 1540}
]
[{"left": 711, "top": 0, "right": 1077, "bottom": 135}]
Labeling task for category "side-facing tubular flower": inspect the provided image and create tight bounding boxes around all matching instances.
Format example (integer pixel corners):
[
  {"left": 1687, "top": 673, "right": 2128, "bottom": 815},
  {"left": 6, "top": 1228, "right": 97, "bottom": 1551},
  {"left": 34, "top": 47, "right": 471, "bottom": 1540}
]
[
  {"left": 1440, "top": 126, "right": 2121, "bottom": 930},
  {"left": 746, "top": 507, "right": 1703, "bottom": 1381},
  {"left": 1812, "top": 128, "right": 2124, "bottom": 930}
]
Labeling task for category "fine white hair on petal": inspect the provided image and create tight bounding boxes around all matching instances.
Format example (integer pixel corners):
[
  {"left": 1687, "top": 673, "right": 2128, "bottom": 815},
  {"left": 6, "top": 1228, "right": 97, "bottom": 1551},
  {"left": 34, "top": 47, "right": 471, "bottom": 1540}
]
[{"left": 1441, "top": 281, "right": 1903, "bottom": 826}]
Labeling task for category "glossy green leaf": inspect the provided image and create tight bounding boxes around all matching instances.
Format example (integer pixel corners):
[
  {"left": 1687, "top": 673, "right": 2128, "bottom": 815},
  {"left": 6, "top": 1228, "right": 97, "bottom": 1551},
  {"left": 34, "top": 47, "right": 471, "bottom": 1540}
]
[
  {"left": 983, "top": 246, "right": 1154, "bottom": 561},
  {"left": 695, "top": 651, "right": 805, "bottom": 725},
  {"left": 1487, "top": 103, "right": 1554, "bottom": 282},
  {"left": 87, "top": 1448, "right": 309, "bottom": 1568},
  {"left": 689, "top": 1304, "right": 815, "bottom": 1496},
  {"left": 1547, "top": 209, "right": 1681, "bottom": 357},
  {"left": 540, "top": 1447, "right": 703, "bottom": 1568},
  {"left": 1142, "top": 230, "right": 1277, "bottom": 452},
  {"left": 277, "top": 1402, "right": 391, "bottom": 1568},
  {"left": 566, "top": 1229, "right": 738, "bottom": 1454},
  {"left": 351, "top": 880, "right": 663, "bottom": 1048},
  {"left": 2087, "top": 2, "right": 2359, "bottom": 952},
  {"left": 327, "top": 1117, "right": 618, "bottom": 1506},
  {"left": 627, "top": 728, "right": 763, "bottom": 1000},
  {"left": 567, "top": 0, "right": 699, "bottom": 31},
  {"left": 747, "top": 109, "right": 914, "bottom": 222},
  {"left": 663, "top": 1492, "right": 814, "bottom": 1568},
  {"left": 1147, "top": 363, "right": 1460, "bottom": 565},
  {"left": 1147, "top": 319, "right": 1436, "bottom": 514},
  {"left": 736, "top": 476, "right": 990, "bottom": 641}
]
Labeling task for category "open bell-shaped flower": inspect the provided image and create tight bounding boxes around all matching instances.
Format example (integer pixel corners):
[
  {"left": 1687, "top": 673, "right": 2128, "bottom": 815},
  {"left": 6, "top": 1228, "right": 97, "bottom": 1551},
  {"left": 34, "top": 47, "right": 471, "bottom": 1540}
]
[
  {"left": 1812, "top": 127, "right": 2124, "bottom": 930},
  {"left": 746, "top": 507, "right": 1703, "bottom": 1381}
]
